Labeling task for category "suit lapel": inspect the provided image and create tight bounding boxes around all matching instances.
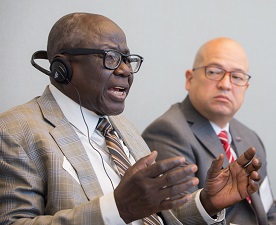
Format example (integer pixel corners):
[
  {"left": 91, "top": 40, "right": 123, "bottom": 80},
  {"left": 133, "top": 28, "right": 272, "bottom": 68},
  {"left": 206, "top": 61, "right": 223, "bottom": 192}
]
[
  {"left": 50, "top": 125, "right": 103, "bottom": 200},
  {"left": 182, "top": 97, "right": 229, "bottom": 168},
  {"left": 109, "top": 115, "right": 151, "bottom": 161},
  {"left": 37, "top": 86, "right": 103, "bottom": 200}
]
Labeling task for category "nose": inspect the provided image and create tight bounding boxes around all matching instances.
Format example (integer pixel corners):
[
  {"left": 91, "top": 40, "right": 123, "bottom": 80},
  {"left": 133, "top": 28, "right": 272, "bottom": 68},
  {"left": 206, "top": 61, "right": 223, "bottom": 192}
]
[
  {"left": 113, "top": 61, "right": 132, "bottom": 77},
  {"left": 217, "top": 72, "right": 232, "bottom": 90}
]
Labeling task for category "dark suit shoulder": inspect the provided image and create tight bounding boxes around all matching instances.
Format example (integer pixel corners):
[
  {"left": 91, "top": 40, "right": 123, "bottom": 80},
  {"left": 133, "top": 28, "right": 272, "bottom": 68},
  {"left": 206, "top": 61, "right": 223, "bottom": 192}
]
[{"left": 143, "top": 102, "right": 188, "bottom": 135}]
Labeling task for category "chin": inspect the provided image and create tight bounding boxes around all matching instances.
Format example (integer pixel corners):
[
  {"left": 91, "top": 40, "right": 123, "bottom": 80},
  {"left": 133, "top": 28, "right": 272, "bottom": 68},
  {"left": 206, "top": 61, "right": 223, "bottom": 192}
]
[{"left": 102, "top": 105, "right": 125, "bottom": 116}]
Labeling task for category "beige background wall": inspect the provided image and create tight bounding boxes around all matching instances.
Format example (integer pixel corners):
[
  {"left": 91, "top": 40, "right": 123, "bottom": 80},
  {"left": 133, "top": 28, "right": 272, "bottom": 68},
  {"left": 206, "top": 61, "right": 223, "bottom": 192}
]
[{"left": 1, "top": 0, "right": 276, "bottom": 195}]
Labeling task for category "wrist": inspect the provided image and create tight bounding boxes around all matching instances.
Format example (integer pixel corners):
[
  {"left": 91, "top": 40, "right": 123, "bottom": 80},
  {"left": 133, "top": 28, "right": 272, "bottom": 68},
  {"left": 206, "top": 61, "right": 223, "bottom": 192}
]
[{"left": 200, "top": 189, "right": 220, "bottom": 217}]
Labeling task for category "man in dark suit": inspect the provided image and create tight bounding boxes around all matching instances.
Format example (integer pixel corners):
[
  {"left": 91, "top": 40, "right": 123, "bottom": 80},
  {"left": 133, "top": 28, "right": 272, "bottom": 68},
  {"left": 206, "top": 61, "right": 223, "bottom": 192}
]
[
  {"left": 0, "top": 14, "right": 261, "bottom": 225},
  {"left": 142, "top": 37, "right": 276, "bottom": 225}
]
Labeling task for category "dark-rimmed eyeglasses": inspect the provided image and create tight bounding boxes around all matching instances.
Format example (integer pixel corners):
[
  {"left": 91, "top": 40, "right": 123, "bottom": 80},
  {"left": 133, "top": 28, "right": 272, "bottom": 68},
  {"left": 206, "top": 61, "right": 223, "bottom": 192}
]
[
  {"left": 192, "top": 66, "right": 251, "bottom": 86},
  {"left": 59, "top": 48, "right": 144, "bottom": 73}
]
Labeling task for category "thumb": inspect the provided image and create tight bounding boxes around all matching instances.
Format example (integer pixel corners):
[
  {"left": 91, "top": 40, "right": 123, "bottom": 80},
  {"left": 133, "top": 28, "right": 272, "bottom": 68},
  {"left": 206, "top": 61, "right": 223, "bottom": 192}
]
[{"left": 207, "top": 154, "right": 224, "bottom": 179}]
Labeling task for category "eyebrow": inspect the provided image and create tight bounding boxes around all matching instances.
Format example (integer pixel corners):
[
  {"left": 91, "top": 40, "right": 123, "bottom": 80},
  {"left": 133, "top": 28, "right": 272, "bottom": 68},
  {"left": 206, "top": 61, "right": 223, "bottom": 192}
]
[{"left": 206, "top": 63, "right": 247, "bottom": 73}]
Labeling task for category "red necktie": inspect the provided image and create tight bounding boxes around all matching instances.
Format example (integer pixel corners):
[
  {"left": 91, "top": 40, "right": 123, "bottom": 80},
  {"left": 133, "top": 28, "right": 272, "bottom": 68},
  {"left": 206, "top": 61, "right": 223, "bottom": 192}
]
[
  {"left": 97, "top": 118, "right": 162, "bottom": 225},
  {"left": 218, "top": 131, "right": 234, "bottom": 163},
  {"left": 218, "top": 130, "right": 251, "bottom": 204}
]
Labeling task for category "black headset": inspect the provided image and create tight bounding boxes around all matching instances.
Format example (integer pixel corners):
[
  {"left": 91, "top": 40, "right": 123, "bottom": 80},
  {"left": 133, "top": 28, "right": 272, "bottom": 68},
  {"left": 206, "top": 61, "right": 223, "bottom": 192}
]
[{"left": 31, "top": 50, "right": 72, "bottom": 83}]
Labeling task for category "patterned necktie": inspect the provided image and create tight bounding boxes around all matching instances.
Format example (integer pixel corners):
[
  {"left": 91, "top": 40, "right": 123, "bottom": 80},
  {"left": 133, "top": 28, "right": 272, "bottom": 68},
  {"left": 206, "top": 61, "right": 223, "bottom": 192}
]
[
  {"left": 218, "top": 130, "right": 251, "bottom": 204},
  {"left": 97, "top": 117, "right": 162, "bottom": 225}
]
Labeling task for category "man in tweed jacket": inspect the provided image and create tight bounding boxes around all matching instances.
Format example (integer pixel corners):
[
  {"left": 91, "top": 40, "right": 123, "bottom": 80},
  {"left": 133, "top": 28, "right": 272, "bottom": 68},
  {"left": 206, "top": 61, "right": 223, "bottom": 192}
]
[{"left": 0, "top": 13, "right": 261, "bottom": 225}]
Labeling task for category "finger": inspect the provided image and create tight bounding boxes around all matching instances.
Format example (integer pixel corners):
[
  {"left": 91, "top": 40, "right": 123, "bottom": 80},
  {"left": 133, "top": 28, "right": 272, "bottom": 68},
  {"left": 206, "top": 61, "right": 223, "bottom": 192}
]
[
  {"left": 236, "top": 147, "right": 256, "bottom": 167},
  {"left": 142, "top": 155, "right": 187, "bottom": 178},
  {"left": 206, "top": 154, "right": 224, "bottom": 179},
  {"left": 248, "top": 171, "right": 261, "bottom": 195},
  {"left": 158, "top": 164, "right": 198, "bottom": 186},
  {"left": 126, "top": 151, "right": 158, "bottom": 176},
  {"left": 159, "top": 177, "right": 199, "bottom": 200},
  {"left": 160, "top": 193, "right": 193, "bottom": 210},
  {"left": 244, "top": 158, "right": 262, "bottom": 174},
  {"left": 249, "top": 170, "right": 261, "bottom": 182}
]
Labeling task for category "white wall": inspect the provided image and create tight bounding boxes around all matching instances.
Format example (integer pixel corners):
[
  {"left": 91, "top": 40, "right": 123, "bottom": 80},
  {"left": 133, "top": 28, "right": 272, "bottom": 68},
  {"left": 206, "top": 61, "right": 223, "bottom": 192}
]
[{"left": 1, "top": 0, "right": 276, "bottom": 196}]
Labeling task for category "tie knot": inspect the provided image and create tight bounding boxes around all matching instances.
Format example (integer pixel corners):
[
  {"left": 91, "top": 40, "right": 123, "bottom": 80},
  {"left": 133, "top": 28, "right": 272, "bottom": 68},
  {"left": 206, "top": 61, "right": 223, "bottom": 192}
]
[{"left": 97, "top": 117, "right": 113, "bottom": 136}]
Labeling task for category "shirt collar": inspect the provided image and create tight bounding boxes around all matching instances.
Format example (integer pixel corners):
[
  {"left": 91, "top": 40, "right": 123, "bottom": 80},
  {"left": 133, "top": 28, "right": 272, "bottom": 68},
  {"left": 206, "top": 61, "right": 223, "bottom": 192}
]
[
  {"left": 209, "top": 121, "right": 232, "bottom": 143},
  {"left": 49, "top": 84, "right": 101, "bottom": 137}
]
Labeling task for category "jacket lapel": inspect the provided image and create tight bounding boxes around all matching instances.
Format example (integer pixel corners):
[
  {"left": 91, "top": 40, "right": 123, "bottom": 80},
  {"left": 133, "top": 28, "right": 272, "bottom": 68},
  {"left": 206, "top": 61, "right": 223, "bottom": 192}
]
[
  {"left": 229, "top": 125, "right": 246, "bottom": 157},
  {"left": 109, "top": 114, "right": 151, "bottom": 161},
  {"left": 182, "top": 97, "right": 229, "bottom": 168},
  {"left": 37, "top": 86, "right": 103, "bottom": 200}
]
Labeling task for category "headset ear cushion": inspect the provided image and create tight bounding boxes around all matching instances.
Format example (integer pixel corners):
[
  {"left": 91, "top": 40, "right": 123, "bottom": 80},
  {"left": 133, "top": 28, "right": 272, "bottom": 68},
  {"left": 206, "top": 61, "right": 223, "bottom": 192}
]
[{"left": 50, "top": 57, "right": 72, "bottom": 83}]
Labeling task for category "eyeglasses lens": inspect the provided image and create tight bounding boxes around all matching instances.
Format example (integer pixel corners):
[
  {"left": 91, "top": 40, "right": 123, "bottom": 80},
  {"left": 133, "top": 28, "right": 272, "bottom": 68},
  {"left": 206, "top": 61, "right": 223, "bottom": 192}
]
[{"left": 105, "top": 51, "right": 141, "bottom": 73}]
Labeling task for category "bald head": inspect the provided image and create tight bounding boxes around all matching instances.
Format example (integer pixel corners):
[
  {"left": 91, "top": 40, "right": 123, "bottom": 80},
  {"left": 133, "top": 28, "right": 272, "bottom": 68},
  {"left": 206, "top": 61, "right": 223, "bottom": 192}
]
[
  {"left": 47, "top": 13, "right": 124, "bottom": 62},
  {"left": 193, "top": 37, "right": 249, "bottom": 72}
]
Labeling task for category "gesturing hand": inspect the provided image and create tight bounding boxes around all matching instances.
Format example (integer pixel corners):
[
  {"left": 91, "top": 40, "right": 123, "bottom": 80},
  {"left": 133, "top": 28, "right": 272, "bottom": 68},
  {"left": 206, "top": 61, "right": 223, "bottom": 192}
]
[
  {"left": 114, "top": 151, "right": 199, "bottom": 223},
  {"left": 200, "top": 147, "right": 262, "bottom": 216}
]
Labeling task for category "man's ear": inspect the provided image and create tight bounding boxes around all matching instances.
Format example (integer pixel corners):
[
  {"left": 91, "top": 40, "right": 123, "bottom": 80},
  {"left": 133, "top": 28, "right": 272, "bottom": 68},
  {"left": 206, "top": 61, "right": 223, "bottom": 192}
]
[{"left": 185, "top": 69, "right": 193, "bottom": 91}]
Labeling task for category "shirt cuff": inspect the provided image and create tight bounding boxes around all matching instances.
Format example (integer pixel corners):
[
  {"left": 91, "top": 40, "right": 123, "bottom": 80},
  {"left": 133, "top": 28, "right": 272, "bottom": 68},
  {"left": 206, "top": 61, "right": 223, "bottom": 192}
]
[
  {"left": 100, "top": 192, "right": 126, "bottom": 225},
  {"left": 195, "top": 189, "right": 225, "bottom": 224}
]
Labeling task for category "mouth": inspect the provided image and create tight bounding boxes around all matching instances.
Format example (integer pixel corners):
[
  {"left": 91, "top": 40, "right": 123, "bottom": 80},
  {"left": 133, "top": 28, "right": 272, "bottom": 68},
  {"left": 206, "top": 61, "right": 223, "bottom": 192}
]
[
  {"left": 214, "top": 95, "right": 231, "bottom": 102},
  {"left": 108, "top": 86, "right": 128, "bottom": 101}
]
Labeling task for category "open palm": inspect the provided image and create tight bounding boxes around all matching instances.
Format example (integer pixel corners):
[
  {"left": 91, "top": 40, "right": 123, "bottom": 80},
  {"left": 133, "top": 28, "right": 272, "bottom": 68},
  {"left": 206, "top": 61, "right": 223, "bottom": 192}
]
[{"left": 200, "top": 147, "right": 261, "bottom": 216}]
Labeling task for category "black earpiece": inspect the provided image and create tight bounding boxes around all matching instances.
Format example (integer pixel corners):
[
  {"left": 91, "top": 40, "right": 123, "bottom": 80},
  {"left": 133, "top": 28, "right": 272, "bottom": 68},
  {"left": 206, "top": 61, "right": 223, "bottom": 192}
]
[
  {"left": 50, "top": 56, "right": 72, "bottom": 83},
  {"left": 31, "top": 50, "right": 72, "bottom": 83}
]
